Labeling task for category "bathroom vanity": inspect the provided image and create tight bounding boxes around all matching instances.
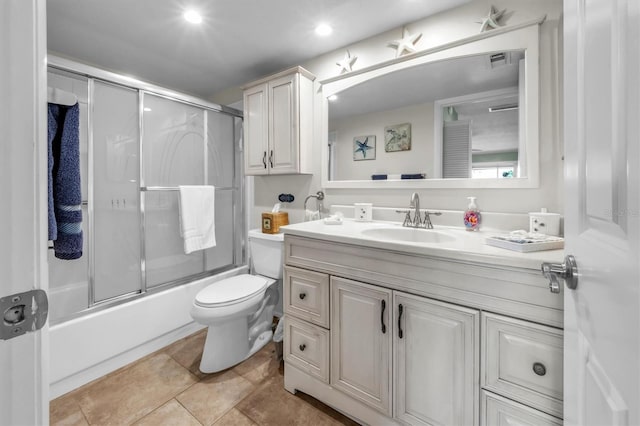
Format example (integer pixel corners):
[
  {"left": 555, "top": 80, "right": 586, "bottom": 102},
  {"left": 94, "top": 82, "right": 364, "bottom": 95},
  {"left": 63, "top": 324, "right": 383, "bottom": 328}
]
[{"left": 281, "top": 220, "right": 564, "bottom": 426}]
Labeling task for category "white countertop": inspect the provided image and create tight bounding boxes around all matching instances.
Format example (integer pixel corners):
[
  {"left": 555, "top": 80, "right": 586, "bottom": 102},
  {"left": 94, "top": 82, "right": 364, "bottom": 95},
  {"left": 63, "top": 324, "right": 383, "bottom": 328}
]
[{"left": 280, "top": 219, "right": 565, "bottom": 271}]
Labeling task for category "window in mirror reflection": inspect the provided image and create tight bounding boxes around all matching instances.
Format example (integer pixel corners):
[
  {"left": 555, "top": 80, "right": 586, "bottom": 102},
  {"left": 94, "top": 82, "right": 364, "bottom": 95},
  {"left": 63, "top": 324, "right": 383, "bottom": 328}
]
[{"left": 441, "top": 90, "right": 520, "bottom": 179}]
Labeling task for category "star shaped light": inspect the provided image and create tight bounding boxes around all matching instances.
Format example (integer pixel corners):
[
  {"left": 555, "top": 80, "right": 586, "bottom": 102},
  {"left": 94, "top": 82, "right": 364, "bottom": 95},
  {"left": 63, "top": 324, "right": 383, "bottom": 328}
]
[
  {"left": 387, "top": 28, "right": 422, "bottom": 57},
  {"left": 354, "top": 137, "right": 373, "bottom": 158},
  {"left": 476, "top": 6, "right": 506, "bottom": 32},
  {"left": 336, "top": 50, "right": 357, "bottom": 74}
]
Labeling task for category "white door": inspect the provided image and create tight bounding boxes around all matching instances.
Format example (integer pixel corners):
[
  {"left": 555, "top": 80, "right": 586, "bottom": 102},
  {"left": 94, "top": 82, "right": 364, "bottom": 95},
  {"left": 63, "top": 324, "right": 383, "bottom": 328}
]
[
  {"left": 394, "top": 291, "right": 479, "bottom": 426},
  {"left": 0, "top": 1, "right": 49, "bottom": 424},
  {"left": 563, "top": 0, "right": 640, "bottom": 424},
  {"left": 330, "top": 277, "right": 392, "bottom": 416}
]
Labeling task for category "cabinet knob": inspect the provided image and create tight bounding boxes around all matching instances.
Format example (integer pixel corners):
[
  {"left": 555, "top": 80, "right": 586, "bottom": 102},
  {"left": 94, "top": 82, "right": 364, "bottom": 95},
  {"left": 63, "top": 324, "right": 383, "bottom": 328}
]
[
  {"left": 299, "top": 344, "right": 306, "bottom": 351},
  {"left": 533, "top": 362, "right": 547, "bottom": 376},
  {"left": 299, "top": 293, "right": 306, "bottom": 300}
]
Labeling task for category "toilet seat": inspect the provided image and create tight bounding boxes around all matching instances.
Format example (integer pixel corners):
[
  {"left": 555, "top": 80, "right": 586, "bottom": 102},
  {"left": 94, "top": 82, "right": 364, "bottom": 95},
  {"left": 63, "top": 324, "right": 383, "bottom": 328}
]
[{"left": 194, "top": 275, "right": 269, "bottom": 308}]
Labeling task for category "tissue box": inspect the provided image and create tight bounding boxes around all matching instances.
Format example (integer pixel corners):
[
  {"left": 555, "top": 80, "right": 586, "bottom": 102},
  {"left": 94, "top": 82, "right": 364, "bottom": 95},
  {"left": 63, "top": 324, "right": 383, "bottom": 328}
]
[{"left": 262, "top": 212, "right": 289, "bottom": 234}]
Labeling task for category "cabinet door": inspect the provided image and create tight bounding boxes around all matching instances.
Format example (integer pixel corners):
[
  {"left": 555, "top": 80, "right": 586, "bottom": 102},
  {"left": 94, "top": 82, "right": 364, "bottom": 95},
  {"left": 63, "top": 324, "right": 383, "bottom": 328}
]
[
  {"left": 394, "top": 292, "right": 479, "bottom": 426},
  {"left": 243, "top": 83, "right": 269, "bottom": 175},
  {"left": 268, "top": 73, "right": 299, "bottom": 174},
  {"left": 331, "top": 277, "right": 392, "bottom": 415}
]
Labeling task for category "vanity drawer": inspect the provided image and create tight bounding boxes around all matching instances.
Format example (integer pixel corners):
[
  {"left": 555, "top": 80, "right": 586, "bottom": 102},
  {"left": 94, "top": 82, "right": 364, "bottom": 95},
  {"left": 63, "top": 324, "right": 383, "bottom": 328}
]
[
  {"left": 481, "top": 390, "right": 562, "bottom": 426},
  {"left": 482, "top": 312, "right": 563, "bottom": 418},
  {"left": 283, "top": 315, "right": 329, "bottom": 383},
  {"left": 284, "top": 266, "right": 330, "bottom": 328}
]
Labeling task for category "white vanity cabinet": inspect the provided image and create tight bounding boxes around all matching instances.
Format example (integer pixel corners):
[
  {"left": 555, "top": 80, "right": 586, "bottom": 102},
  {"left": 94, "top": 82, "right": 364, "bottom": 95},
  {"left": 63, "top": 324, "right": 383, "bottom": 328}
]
[
  {"left": 282, "top": 234, "right": 564, "bottom": 426},
  {"left": 242, "top": 66, "right": 315, "bottom": 175}
]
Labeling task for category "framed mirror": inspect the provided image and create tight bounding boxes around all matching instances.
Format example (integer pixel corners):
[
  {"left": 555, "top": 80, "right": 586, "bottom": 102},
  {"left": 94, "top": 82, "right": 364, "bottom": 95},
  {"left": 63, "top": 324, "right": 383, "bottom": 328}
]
[{"left": 321, "top": 21, "right": 542, "bottom": 189}]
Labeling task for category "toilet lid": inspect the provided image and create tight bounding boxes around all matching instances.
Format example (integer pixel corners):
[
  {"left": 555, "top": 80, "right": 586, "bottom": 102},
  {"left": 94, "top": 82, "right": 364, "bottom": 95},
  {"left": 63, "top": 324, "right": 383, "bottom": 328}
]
[{"left": 194, "top": 275, "right": 269, "bottom": 308}]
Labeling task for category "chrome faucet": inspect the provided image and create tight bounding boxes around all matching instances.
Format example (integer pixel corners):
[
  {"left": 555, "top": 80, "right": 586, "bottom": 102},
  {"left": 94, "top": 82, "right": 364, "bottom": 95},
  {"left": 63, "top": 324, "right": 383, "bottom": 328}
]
[
  {"left": 410, "top": 193, "right": 421, "bottom": 227},
  {"left": 396, "top": 192, "right": 442, "bottom": 229}
]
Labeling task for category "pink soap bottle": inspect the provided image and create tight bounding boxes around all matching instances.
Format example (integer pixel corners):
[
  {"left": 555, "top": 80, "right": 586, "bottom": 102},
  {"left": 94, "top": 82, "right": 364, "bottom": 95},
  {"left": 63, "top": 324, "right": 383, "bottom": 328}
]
[{"left": 463, "top": 197, "right": 481, "bottom": 231}]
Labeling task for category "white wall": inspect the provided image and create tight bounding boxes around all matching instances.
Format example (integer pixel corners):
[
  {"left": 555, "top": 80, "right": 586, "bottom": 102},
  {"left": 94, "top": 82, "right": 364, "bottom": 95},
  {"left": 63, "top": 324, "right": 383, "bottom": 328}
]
[
  {"left": 332, "top": 102, "right": 433, "bottom": 180},
  {"left": 249, "top": 0, "right": 563, "bottom": 228}
]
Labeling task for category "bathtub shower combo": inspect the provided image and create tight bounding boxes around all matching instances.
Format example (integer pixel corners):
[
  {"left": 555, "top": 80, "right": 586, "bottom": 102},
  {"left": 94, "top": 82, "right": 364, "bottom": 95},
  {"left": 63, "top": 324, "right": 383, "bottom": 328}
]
[{"left": 47, "top": 57, "right": 249, "bottom": 397}]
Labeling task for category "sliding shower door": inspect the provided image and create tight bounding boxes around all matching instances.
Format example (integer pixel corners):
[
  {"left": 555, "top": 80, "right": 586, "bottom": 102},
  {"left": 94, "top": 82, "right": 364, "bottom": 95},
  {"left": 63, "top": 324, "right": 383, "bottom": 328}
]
[
  {"left": 92, "top": 81, "right": 142, "bottom": 302},
  {"left": 142, "top": 94, "right": 240, "bottom": 288}
]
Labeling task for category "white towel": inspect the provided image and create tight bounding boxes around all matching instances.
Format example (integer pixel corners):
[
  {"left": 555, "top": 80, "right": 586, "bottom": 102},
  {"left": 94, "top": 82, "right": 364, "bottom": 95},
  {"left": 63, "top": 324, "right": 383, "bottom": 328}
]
[
  {"left": 178, "top": 185, "right": 216, "bottom": 254},
  {"left": 305, "top": 209, "right": 320, "bottom": 221}
]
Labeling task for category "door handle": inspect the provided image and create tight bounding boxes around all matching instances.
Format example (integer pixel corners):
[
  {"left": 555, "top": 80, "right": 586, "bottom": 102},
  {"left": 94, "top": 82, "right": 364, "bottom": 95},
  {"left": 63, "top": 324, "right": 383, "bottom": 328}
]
[
  {"left": 269, "top": 150, "right": 274, "bottom": 168},
  {"left": 262, "top": 151, "right": 267, "bottom": 169},
  {"left": 541, "top": 255, "right": 578, "bottom": 293},
  {"left": 380, "top": 299, "right": 386, "bottom": 334},
  {"left": 398, "top": 303, "right": 404, "bottom": 339}
]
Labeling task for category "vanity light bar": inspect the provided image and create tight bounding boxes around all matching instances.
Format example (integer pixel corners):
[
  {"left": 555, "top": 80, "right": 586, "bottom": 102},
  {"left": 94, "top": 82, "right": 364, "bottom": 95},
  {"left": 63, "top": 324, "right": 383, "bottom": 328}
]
[{"left": 489, "top": 104, "right": 518, "bottom": 112}]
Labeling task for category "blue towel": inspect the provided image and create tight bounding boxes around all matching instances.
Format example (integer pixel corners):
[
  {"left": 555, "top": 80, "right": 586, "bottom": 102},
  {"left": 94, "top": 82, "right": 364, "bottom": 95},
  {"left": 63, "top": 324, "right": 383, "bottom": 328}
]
[
  {"left": 48, "top": 103, "right": 83, "bottom": 260},
  {"left": 401, "top": 173, "right": 425, "bottom": 180},
  {"left": 47, "top": 106, "right": 58, "bottom": 241}
]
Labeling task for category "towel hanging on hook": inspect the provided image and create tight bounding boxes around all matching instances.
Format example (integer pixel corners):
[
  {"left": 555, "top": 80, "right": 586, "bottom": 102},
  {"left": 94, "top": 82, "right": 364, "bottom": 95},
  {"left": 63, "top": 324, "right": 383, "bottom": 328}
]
[{"left": 47, "top": 87, "right": 77, "bottom": 106}]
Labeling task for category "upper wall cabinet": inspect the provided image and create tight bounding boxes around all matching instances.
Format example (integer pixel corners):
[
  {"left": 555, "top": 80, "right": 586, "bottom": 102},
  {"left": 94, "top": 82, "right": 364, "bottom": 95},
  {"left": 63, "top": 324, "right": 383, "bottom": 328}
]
[{"left": 243, "top": 66, "right": 315, "bottom": 175}]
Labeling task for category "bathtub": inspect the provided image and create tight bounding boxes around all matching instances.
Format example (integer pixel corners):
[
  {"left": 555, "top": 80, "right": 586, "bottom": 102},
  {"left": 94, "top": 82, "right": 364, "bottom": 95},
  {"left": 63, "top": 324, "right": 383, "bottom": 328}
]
[{"left": 49, "top": 266, "right": 247, "bottom": 399}]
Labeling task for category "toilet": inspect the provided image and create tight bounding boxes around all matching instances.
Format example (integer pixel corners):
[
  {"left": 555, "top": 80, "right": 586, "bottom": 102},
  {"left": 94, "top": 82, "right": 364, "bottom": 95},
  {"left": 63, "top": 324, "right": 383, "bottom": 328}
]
[{"left": 190, "top": 229, "right": 284, "bottom": 373}]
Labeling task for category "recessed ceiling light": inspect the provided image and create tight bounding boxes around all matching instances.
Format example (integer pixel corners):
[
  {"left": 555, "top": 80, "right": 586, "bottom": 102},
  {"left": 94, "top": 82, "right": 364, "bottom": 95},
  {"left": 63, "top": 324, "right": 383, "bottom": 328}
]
[
  {"left": 327, "top": 95, "right": 338, "bottom": 101},
  {"left": 184, "top": 10, "right": 203, "bottom": 24},
  {"left": 315, "top": 23, "right": 333, "bottom": 36}
]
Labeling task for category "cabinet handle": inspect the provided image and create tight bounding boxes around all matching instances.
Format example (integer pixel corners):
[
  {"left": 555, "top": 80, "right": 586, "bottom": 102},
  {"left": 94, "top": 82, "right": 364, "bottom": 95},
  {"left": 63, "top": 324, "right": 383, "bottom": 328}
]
[
  {"left": 380, "top": 299, "right": 387, "bottom": 334},
  {"left": 299, "top": 293, "right": 306, "bottom": 300},
  {"left": 533, "top": 362, "right": 547, "bottom": 376},
  {"left": 262, "top": 151, "right": 267, "bottom": 168},
  {"left": 299, "top": 344, "right": 306, "bottom": 351},
  {"left": 269, "top": 150, "right": 274, "bottom": 168},
  {"left": 398, "top": 303, "right": 404, "bottom": 339}
]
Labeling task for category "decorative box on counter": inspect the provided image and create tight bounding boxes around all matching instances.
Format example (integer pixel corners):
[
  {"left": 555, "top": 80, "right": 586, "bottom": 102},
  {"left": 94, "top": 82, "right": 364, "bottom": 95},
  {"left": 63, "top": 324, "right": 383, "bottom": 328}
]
[{"left": 262, "top": 212, "right": 289, "bottom": 234}]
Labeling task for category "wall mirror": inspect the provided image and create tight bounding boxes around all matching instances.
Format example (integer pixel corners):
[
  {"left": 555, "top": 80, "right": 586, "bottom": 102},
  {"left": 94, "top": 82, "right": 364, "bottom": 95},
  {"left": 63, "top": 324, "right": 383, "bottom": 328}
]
[{"left": 321, "top": 21, "right": 542, "bottom": 189}]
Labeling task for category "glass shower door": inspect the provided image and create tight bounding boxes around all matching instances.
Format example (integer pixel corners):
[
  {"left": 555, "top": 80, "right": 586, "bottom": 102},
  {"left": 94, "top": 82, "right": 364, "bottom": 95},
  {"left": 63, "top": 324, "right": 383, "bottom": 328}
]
[{"left": 92, "top": 81, "right": 141, "bottom": 302}]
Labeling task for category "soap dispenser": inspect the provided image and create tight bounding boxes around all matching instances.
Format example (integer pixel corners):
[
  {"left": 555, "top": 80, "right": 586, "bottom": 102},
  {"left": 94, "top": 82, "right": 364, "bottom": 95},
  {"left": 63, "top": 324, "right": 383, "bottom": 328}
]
[{"left": 463, "top": 197, "right": 481, "bottom": 231}]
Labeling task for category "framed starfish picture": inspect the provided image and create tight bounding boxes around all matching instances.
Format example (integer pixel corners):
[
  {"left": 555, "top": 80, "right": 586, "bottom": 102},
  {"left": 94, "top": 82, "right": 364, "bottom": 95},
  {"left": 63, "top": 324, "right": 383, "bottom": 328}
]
[{"left": 353, "top": 135, "right": 376, "bottom": 160}]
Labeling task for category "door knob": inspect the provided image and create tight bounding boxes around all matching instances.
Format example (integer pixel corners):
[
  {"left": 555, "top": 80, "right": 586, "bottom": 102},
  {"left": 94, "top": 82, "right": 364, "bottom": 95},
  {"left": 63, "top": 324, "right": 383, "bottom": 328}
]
[{"left": 541, "top": 255, "right": 578, "bottom": 293}]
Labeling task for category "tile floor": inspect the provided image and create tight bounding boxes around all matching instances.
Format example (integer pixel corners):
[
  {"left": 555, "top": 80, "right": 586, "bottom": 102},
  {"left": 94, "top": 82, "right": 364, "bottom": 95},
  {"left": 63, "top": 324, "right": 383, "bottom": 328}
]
[{"left": 50, "top": 329, "right": 359, "bottom": 426}]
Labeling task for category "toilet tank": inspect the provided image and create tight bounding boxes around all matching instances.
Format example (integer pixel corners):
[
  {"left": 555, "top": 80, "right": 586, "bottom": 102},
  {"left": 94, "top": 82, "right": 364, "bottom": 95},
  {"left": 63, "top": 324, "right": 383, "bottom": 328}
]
[{"left": 248, "top": 229, "right": 284, "bottom": 279}]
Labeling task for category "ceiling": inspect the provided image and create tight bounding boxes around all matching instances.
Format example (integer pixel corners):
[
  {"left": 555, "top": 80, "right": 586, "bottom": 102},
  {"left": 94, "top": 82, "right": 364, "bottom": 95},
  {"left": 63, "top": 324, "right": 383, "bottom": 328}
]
[{"left": 47, "top": 0, "right": 470, "bottom": 101}]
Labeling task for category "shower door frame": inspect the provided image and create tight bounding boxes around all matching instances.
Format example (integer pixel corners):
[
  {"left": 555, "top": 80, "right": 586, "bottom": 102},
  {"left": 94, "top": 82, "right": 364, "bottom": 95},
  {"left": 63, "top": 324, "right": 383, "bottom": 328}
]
[{"left": 47, "top": 55, "right": 246, "bottom": 324}]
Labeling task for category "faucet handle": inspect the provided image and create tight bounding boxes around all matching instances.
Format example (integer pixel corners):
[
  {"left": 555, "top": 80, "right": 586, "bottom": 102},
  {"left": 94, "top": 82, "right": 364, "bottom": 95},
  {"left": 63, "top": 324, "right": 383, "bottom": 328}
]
[
  {"left": 422, "top": 211, "right": 433, "bottom": 229},
  {"left": 396, "top": 210, "right": 412, "bottom": 227}
]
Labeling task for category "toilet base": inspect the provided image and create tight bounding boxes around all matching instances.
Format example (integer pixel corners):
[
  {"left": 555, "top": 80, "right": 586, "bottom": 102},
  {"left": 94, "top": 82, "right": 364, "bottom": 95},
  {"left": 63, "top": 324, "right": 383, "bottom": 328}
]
[{"left": 199, "top": 320, "right": 274, "bottom": 373}]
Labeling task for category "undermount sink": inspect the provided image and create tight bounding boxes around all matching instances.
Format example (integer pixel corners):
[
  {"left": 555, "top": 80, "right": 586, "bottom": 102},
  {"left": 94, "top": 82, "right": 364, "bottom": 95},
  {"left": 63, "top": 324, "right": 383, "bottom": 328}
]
[{"left": 360, "top": 227, "right": 457, "bottom": 244}]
